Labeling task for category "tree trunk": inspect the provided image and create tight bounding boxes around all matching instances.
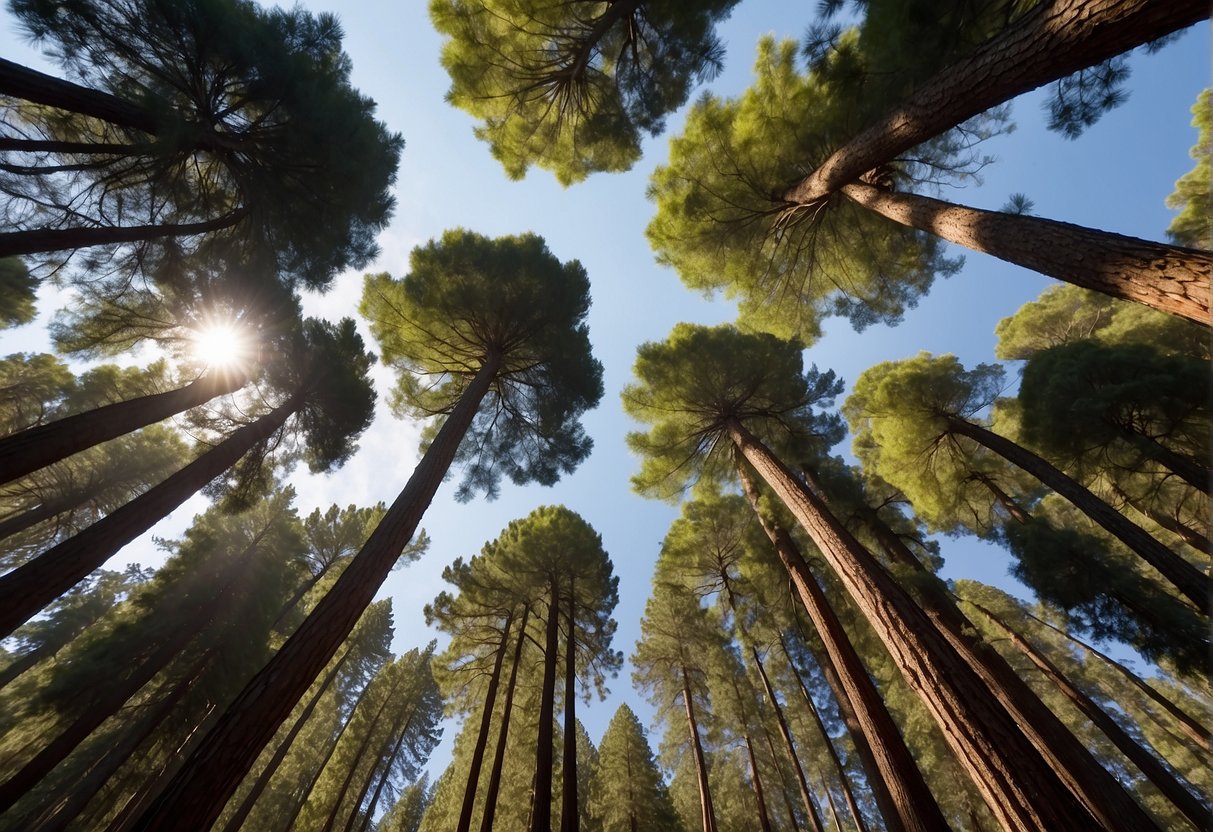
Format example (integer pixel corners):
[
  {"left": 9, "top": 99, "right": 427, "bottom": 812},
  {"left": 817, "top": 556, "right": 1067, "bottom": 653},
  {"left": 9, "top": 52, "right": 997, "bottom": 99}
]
[
  {"left": 0, "top": 489, "right": 90, "bottom": 543},
  {"left": 220, "top": 649, "right": 354, "bottom": 832},
  {"left": 0, "top": 57, "right": 159, "bottom": 134},
  {"left": 0, "top": 388, "right": 306, "bottom": 639},
  {"left": 352, "top": 708, "right": 413, "bottom": 832},
  {"left": 532, "top": 575, "right": 562, "bottom": 832},
  {"left": 761, "top": 724, "right": 805, "bottom": 832},
  {"left": 129, "top": 355, "right": 503, "bottom": 832},
  {"left": 0, "top": 209, "right": 251, "bottom": 259},
  {"left": 1124, "top": 434, "right": 1209, "bottom": 495},
  {"left": 457, "top": 610, "right": 515, "bottom": 832},
  {"left": 750, "top": 644, "right": 822, "bottom": 831},
  {"left": 743, "top": 729, "right": 774, "bottom": 832},
  {"left": 967, "top": 599, "right": 1210, "bottom": 829},
  {"left": 318, "top": 677, "right": 399, "bottom": 832},
  {"left": 559, "top": 579, "right": 578, "bottom": 832},
  {"left": 737, "top": 465, "right": 944, "bottom": 832},
  {"left": 782, "top": 0, "right": 1208, "bottom": 205},
  {"left": 947, "top": 415, "right": 1210, "bottom": 608},
  {"left": 1110, "top": 482, "right": 1210, "bottom": 554},
  {"left": 0, "top": 370, "right": 248, "bottom": 487},
  {"left": 681, "top": 666, "right": 718, "bottom": 832},
  {"left": 776, "top": 632, "right": 870, "bottom": 832},
  {"left": 0, "top": 137, "right": 153, "bottom": 155},
  {"left": 728, "top": 418, "right": 1125, "bottom": 832},
  {"left": 339, "top": 702, "right": 417, "bottom": 832},
  {"left": 841, "top": 181, "right": 1211, "bottom": 325},
  {"left": 481, "top": 604, "right": 530, "bottom": 832}
]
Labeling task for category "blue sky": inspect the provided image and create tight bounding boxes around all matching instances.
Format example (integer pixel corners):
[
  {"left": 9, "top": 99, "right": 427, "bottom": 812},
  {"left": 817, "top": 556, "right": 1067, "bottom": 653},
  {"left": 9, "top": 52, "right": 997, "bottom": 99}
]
[{"left": 1, "top": 1, "right": 1207, "bottom": 782}]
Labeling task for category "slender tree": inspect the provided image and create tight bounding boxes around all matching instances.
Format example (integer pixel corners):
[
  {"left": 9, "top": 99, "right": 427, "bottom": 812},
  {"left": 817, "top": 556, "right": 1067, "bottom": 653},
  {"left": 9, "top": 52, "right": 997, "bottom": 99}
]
[
  {"left": 130, "top": 229, "right": 602, "bottom": 830},
  {"left": 586, "top": 705, "right": 680, "bottom": 832}
]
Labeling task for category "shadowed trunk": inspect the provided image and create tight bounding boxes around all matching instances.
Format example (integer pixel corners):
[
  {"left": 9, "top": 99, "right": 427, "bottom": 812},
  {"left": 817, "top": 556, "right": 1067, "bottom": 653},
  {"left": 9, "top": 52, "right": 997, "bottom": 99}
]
[
  {"left": 1110, "top": 482, "right": 1210, "bottom": 554},
  {"left": 559, "top": 579, "right": 578, "bottom": 832},
  {"left": 352, "top": 708, "right": 413, "bottom": 832},
  {"left": 457, "top": 610, "right": 515, "bottom": 832},
  {"left": 783, "top": 0, "right": 1207, "bottom": 205},
  {"left": 841, "top": 182, "right": 1210, "bottom": 324},
  {"left": 729, "top": 418, "right": 1135, "bottom": 831},
  {"left": 129, "top": 355, "right": 502, "bottom": 832},
  {"left": 750, "top": 644, "right": 822, "bottom": 831},
  {"left": 532, "top": 575, "right": 562, "bottom": 832},
  {"left": 759, "top": 724, "right": 804, "bottom": 832},
  {"left": 0, "top": 490, "right": 91, "bottom": 543},
  {"left": 742, "top": 728, "right": 774, "bottom": 832},
  {"left": 0, "top": 57, "right": 160, "bottom": 133},
  {"left": 948, "top": 415, "right": 1210, "bottom": 609},
  {"left": 0, "top": 370, "right": 247, "bottom": 487},
  {"left": 338, "top": 700, "right": 417, "bottom": 832},
  {"left": 480, "top": 604, "right": 530, "bottom": 832},
  {"left": 0, "top": 388, "right": 306, "bottom": 639},
  {"left": 681, "top": 665, "right": 718, "bottom": 832},
  {"left": 1122, "top": 434, "right": 1209, "bottom": 495},
  {"left": 0, "top": 209, "right": 250, "bottom": 258}
]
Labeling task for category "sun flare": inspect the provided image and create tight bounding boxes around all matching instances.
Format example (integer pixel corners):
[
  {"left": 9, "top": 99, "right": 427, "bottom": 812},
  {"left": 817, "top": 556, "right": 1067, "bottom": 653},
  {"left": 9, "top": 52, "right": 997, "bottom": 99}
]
[{"left": 191, "top": 321, "right": 249, "bottom": 370}]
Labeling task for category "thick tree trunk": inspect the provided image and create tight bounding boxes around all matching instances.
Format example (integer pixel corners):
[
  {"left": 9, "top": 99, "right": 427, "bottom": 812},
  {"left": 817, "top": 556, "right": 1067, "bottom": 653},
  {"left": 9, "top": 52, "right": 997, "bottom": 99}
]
[
  {"left": 318, "top": 679, "right": 398, "bottom": 832},
  {"left": 841, "top": 182, "right": 1211, "bottom": 325},
  {"left": 776, "top": 632, "right": 870, "bottom": 832},
  {"left": 782, "top": 0, "right": 1208, "bottom": 205},
  {"left": 729, "top": 419, "right": 1126, "bottom": 832},
  {"left": 0, "top": 57, "right": 159, "bottom": 133},
  {"left": 737, "top": 466, "right": 943, "bottom": 832},
  {"left": 947, "top": 415, "right": 1211, "bottom": 608},
  {"left": 220, "top": 649, "right": 354, "bottom": 832},
  {"left": 559, "top": 581, "right": 578, "bottom": 832},
  {"left": 0, "top": 370, "right": 247, "bottom": 487},
  {"left": 480, "top": 604, "right": 530, "bottom": 832},
  {"left": 0, "top": 209, "right": 251, "bottom": 258},
  {"left": 457, "top": 610, "right": 515, "bottom": 832},
  {"left": 968, "top": 599, "right": 1210, "bottom": 829},
  {"left": 681, "top": 666, "right": 718, "bottom": 832},
  {"left": 130, "top": 355, "right": 502, "bottom": 832},
  {"left": 0, "top": 389, "right": 305, "bottom": 640},
  {"left": 532, "top": 576, "right": 562, "bottom": 832}
]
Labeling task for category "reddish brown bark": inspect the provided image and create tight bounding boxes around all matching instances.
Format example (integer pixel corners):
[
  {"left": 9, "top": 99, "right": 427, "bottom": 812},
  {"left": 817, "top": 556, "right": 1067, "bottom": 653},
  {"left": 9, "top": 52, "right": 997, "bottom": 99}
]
[
  {"left": 457, "top": 610, "right": 515, "bottom": 832},
  {"left": 129, "top": 356, "right": 502, "bottom": 831},
  {"left": 0, "top": 369, "right": 248, "bottom": 487},
  {"left": 841, "top": 182, "right": 1211, "bottom": 325},
  {"left": 783, "top": 0, "right": 1208, "bottom": 206},
  {"left": 742, "top": 727, "right": 774, "bottom": 832}
]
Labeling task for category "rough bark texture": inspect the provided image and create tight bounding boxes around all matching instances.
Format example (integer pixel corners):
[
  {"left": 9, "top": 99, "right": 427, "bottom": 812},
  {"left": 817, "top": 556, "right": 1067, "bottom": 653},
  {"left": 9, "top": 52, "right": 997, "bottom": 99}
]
[
  {"left": 947, "top": 416, "right": 1211, "bottom": 609},
  {"left": 0, "top": 370, "right": 247, "bottom": 487},
  {"left": 729, "top": 419, "right": 1115, "bottom": 832},
  {"left": 532, "top": 577, "right": 562, "bottom": 832},
  {"left": 681, "top": 666, "right": 718, "bottom": 832},
  {"left": 0, "top": 389, "right": 304, "bottom": 640},
  {"left": 480, "top": 604, "right": 530, "bottom": 832},
  {"left": 130, "top": 356, "right": 502, "bottom": 832},
  {"left": 457, "top": 611, "right": 514, "bottom": 832},
  {"left": 783, "top": 0, "right": 1208, "bottom": 205},
  {"left": 842, "top": 182, "right": 1211, "bottom": 325},
  {"left": 738, "top": 466, "right": 941, "bottom": 832}
]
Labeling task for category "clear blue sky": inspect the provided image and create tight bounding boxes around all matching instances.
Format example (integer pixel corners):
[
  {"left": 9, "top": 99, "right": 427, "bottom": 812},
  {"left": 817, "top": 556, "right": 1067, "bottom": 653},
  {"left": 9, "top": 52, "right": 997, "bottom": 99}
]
[{"left": 1, "top": 1, "right": 1207, "bottom": 782}]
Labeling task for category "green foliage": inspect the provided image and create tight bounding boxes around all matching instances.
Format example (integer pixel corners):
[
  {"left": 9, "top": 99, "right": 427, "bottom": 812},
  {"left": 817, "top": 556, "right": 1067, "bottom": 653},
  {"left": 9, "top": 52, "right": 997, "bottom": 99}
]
[
  {"left": 431, "top": 0, "right": 739, "bottom": 184},
  {"left": 360, "top": 229, "right": 603, "bottom": 500},
  {"left": 1166, "top": 88, "right": 1211, "bottom": 250},
  {"left": 588, "top": 705, "right": 682, "bottom": 832},
  {"left": 0, "top": 353, "right": 74, "bottom": 434},
  {"left": 623, "top": 323, "right": 842, "bottom": 501},
  {"left": 0, "top": 258, "right": 37, "bottom": 329},
  {"left": 8, "top": 0, "right": 402, "bottom": 289},
  {"left": 646, "top": 38, "right": 961, "bottom": 340}
]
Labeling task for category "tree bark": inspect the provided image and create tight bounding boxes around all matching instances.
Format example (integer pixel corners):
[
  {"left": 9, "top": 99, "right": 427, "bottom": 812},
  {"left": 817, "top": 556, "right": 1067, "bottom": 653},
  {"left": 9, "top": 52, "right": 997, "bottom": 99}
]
[
  {"left": 728, "top": 418, "right": 1125, "bottom": 832},
  {"left": 759, "top": 724, "right": 804, "bottom": 832},
  {"left": 338, "top": 701, "right": 417, "bottom": 832},
  {"left": 0, "top": 209, "right": 251, "bottom": 258},
  {"left": 737, "top": 465, "right": 943, "bottom": 832},
  {"left": 742, "top": 728, "right": 774, "bottom": 832},
  {"left": 532, "top": 575, "right": 562, "bottom": 832},
  {"left": 841, "top": 181, "right": 1211, "bottom": 325},
  {"left": 220, "top": 649, "right": 354, "bottom": 832},
  {"left": 1110, "top": 482, "right": 1210, "bottom": 554},
  {"left": 129, "top": 355, "right": 503, "bottom": 832},
  {"left": 559, "top": 579, "right": 578, "bottom": 832},
  {"left": 967, "top": 599, "right": 1209, "bottom": 829},
  {"left": 0, "top": 388, "right": 306, "bottom": 639},
  {"left": 352, "top": 708, "right": 413, "bottom": 832},
  {"left": 681, "top": 665, "right": 718, "bottom": 832},
  {"left": 947, "top": 415, "right": 1211, "bottom": 609},
  {"left": 1123, "top": 434, "right": 1209, "bottom": 495},
  {"left": 750, "top": 644, "right": 822, "bottom": 831},
  {"left": 480, "top": 604, "right": 530, "bottom": 832},
  {"left": 457, "top": 610, "right": 515, "bottom": 832},
  {"left": 318, "top": 677, "right": 398, "bottom": 832},
  {"left": 0, "top": 57, "right": 160, "bottom": 134},
  {"left": 0, "top": 370, "right": 248, "bottom": 487},
  {"left": 782, "top": 0, "right": 1208, "bottom": 205}
]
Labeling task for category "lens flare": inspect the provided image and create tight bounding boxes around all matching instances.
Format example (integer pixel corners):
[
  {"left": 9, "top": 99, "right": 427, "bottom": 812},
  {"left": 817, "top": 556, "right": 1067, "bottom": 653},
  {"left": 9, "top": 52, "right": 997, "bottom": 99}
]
[{"left": 190, "top": 321, "right": 248, "bottom": 369}]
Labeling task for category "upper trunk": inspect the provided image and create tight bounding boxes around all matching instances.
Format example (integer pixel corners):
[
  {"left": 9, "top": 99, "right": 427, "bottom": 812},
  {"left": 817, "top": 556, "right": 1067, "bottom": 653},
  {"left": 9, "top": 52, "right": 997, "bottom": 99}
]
[
  {"left": 0, "top": 57, "right": 160, "bottom": 134},
  {"left": 559, "top": 579, "right": 578, "bottom": 832},
  {"left": 841, "top": 182, "right": 1211, "bottom": 325},
  {"left": 457, "top": 610, "right": 515, "bottom": 832},
  {"left": 0, "top": 209, "right": 251, "bottom": 259},
  {"left": 782, "top": 0, "right": 1207, "bottom": 204},
  {"left": 681, "top": 665, "right": 718, "bottom": 832},
  {"left": 129, "top": 355, "right": 502, "bottom": 832},
  {"left": 532, "top": 576, "right": 562, "bottom": 832},
  {"left": 480, "top": 604, "right": 530, "bottom": 832}
]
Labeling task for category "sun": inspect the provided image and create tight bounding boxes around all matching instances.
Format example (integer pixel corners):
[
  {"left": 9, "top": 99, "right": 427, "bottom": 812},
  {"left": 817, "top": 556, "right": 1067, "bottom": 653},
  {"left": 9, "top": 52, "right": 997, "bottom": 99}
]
[{"left": 190, "top": 321, "right": 249, "bottom": 370}]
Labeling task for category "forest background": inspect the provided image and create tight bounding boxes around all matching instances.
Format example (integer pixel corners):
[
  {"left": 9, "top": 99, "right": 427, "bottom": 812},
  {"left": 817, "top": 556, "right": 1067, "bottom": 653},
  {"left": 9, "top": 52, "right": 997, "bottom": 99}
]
[{"left": 0, "top": 0, "right": 1207, "bottom": 780}]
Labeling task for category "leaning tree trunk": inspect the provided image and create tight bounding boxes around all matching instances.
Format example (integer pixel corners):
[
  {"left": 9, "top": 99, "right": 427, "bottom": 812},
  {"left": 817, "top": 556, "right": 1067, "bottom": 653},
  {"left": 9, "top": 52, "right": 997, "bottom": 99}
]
[
  {"left": 0, "top": 209, "right": 250, "bottom": 259},
  {"left": 728, "top": 418, "right": 1140, "bottom": 832},
  {"left": 318, "top": 676, "right": 399, "bottom": 832},
  {"left": 741, "top": 727, "right": 774, "bottom": 832},
  {"left": 966, "top": 599, "right": 1210, "bottom": 830},
  {"left": 759, "top": 723, "right": 805, "bottom": 832},
  {"left": 841, "top": 181, "right": 1211, "bottom": 325},
  {"left": 129, "top": 355, "right": 503, "bottom": 832},
  {"left": 1110, "top": 482, "right": 1210, "bottom": 554},
  {"left": 0, "top": 370, "right": 247, "bottom": 487},
  {"left": 947, "top": 415, "right": 1211, "bottom": 609},
  {"left": 0, "top": 388, "right": 306, "bottom": 639},
  {"left": 0, "top": 57, "right": 160, "bottom": 133},
  {"left": 782, "top": 0, "right": 1208, "bottom": 205},
  {"left": 0, "top": 489, "right": 91, "bottom": 544},
  {"left": 338, "top": 701, "right": 417, "bottom": 832},
  {"left": 480, "top": 604, "right": 530, "bottom": 832},
  {"left": 681, "top": 665, "right": 718, "bottom": 832},
  {"left": 737, "top": 465, "right": 945, "bottom": 832},
  {"left": 1123, "top": 434, "right": 1210, "bottom": 495},
  {"left": 457, "top": 610, "right": 515, "bottom": 832},
  {"left": 352, "top": 708, "right": 413, "bottom": 832},
  {"left": 559, "top": 581, "right": 578, "bottom": 832},
  {"left": 532, "top": 576, "right": 562, "bottom": 832}
]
